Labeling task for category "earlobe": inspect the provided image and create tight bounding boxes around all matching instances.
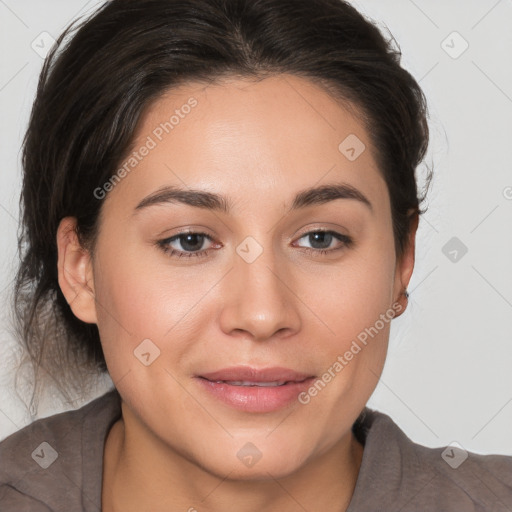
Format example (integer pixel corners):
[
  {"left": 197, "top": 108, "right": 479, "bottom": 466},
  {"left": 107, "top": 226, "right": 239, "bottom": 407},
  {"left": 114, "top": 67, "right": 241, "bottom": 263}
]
[{"left": 56, "top": 217, "right": 98, "bottom": 324}]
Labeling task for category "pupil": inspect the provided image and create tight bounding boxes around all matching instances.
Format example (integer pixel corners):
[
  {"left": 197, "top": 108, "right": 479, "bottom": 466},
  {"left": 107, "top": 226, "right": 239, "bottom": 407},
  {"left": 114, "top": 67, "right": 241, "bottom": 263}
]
[
  {"left": 310, "top": 232, "right": 332, "bottom": 249},
  {"left": 181, "top": 234, "right": 203, "bottom": 251}
]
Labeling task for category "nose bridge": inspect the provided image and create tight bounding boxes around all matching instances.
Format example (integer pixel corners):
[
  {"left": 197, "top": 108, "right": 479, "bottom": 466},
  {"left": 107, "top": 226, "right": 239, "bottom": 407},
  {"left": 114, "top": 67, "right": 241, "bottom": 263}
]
[{"left": 219, "top": 235, "right": 300, "bottom": 340}]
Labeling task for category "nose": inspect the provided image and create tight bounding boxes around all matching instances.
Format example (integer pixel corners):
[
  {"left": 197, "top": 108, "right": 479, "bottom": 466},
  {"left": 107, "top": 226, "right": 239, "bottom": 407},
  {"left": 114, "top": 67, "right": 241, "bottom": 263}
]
[{"left": 218, "top": 243, "right": 302, "bottom": 342}]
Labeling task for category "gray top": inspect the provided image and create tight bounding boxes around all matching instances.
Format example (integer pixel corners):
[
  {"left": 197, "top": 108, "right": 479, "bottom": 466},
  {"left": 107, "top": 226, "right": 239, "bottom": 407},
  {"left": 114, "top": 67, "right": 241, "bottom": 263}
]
[{"left": 1, "top": 389, "right": 511, "bottom": 511}]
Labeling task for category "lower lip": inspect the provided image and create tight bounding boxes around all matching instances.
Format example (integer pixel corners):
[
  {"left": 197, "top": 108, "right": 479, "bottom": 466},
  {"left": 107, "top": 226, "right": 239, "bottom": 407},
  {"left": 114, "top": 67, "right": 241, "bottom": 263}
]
[{"left": 196, "top": 377, "right": 315, "bottom": 413}]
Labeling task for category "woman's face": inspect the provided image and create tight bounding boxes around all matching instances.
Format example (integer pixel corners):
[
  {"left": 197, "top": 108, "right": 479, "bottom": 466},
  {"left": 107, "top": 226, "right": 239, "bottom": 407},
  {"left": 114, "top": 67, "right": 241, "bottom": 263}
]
[{"left": 59, "top": 74, "right": 414, "bottom": 479}]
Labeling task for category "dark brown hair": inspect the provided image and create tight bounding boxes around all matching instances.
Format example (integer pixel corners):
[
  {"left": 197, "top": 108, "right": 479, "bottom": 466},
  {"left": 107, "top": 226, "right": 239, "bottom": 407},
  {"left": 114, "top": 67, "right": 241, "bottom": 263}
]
[{"left": 13, "top": 0, "right": 431, "bottom": 411}]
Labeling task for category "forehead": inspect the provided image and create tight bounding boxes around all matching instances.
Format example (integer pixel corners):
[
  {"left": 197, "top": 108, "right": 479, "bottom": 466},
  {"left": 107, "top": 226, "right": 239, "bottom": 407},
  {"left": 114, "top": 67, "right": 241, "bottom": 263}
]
[{"left": 101, "top": 73, "right": 388, "bottom": 215}]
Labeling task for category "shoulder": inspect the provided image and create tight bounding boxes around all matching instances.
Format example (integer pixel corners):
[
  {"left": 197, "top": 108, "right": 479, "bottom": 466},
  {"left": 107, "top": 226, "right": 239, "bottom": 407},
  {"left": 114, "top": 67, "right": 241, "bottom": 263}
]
[
  {"left": 350, "top": 407, "right": 512, "bottom": 511},
  {"left": 0, "top": 388, "right": 121, "bottom": 512}
]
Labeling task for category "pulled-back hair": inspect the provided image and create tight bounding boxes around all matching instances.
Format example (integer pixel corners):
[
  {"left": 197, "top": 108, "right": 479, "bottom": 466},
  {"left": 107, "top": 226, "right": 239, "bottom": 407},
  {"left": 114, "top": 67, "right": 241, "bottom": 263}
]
[{"left": 13, "top": 0, "right": 430, "bottom": 412}]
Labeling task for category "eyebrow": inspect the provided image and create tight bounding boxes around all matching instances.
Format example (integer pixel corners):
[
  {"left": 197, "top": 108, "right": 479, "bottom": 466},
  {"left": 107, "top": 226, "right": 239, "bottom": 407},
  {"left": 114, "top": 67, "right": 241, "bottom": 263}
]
[{"left": 133, "top": 182, "right": 373, "bottom": 215}]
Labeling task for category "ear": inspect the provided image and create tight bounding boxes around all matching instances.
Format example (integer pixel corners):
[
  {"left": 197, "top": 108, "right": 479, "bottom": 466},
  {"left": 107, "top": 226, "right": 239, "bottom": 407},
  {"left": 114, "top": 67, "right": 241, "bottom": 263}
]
[
  {"left": 56, "top": 217, "right": 97, "bottom": 324},
  {"left": 393, "top": 211, "right": 419, "bottom": 317}
]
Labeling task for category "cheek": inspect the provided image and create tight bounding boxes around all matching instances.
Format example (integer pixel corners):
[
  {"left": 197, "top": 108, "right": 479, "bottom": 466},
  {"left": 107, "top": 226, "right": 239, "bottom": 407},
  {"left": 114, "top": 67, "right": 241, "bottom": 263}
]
[
  {"left": 293, "top": 254, "right": 396, "bottom": 431},
  {"left": 307, "top": 252, "right": 396, "bottom": 347},
  {"left": 296, "top": 242, "right": 397, "bottom": 400},
  {"left": 92, "top": 248, "right": 220, "bottom": 383}
]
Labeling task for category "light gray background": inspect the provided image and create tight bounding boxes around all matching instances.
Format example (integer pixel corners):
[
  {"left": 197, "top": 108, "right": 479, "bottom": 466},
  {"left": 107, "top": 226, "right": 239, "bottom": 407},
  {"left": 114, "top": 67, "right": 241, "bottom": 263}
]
[{"left": 1, "top": 0, "right": 511, "bottom": 456}]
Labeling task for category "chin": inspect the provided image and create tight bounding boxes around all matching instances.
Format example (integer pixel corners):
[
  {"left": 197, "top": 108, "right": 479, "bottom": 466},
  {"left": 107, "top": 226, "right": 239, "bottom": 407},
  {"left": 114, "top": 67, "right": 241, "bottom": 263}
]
[
  {"left": 191, "top": 441, "right": 310, "bottom": 482},
  {"left": 211, "top": 459, "right": 304, "bottom": 482}
]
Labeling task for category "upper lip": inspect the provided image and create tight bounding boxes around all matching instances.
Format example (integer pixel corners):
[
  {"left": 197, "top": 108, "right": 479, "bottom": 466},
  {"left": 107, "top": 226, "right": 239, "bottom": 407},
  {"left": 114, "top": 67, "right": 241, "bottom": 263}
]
[{"left": 198, "top": 366, "right": 314, "bottom": 383}]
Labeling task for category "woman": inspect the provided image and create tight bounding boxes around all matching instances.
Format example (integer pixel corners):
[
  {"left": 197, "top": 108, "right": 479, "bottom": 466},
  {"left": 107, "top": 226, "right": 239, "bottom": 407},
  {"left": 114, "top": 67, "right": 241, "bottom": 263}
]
[{"left": 1, "top": 0, "right": 511, "bottom": 510}]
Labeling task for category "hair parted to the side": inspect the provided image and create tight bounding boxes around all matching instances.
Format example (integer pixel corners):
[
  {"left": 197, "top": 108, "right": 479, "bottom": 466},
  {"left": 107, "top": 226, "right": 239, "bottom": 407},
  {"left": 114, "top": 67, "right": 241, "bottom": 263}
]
[{"left": 12, "top": 0, "right": 431, "bottom": 413}]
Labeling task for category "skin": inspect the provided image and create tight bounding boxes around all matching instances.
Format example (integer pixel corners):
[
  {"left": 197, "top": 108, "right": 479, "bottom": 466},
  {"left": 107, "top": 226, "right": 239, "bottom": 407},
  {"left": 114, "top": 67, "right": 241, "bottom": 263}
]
[{"left": 57, "top": 74, "right": 417, "bottom": 512}]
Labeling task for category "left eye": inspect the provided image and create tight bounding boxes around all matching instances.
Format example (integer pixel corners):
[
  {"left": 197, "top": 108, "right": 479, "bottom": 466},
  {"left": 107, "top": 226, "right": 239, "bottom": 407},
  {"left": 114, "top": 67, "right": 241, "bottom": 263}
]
[{"left": 294, "top": 230, "right": 349, "bottom": 251}]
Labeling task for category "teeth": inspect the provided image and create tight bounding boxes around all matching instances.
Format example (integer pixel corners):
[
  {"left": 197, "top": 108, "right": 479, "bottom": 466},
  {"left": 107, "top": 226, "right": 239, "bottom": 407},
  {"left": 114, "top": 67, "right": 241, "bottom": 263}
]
[{"left": 218, "top": 380, "right": 288, "bottom": 387}]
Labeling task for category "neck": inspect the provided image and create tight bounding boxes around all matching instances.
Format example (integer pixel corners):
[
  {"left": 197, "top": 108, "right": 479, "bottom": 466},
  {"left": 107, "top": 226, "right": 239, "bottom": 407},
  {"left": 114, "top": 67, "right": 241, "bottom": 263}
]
[{"left": 102, "top": 402, "right": 364, "bottom": 512}]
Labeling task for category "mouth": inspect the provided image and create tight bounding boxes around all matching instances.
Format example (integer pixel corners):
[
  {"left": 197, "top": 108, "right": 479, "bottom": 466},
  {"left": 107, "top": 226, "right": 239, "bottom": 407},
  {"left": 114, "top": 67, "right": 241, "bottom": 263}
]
[
  {"left": 206, "top": 380, "right": 297, "bottom": 387},
  {"left": 195, "top": 366, "right": 316, "bottom": 413}
]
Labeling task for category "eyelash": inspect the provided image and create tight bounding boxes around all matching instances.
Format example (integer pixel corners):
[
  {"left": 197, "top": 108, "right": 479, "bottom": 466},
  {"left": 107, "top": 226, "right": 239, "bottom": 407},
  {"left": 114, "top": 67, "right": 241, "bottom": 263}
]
[{"left": 157, "top": 229, "right": 353, "bottom": 259}]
